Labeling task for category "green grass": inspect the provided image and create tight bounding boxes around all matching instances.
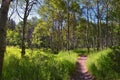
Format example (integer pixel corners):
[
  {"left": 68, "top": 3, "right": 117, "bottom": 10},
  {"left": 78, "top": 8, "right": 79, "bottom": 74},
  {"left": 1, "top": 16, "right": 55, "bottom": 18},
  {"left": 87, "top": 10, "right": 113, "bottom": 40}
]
[
  {"left": 73, "top": 48, "right": 95, "bottom": 56},
  {"left": 2, "top": 46, "right": 78, "bottom": 80},
  {"left": 6, "top": 46, "right": 120, "bottom": 80},
  {"left": 87, "top": 49, "right": 120, "bottom": 80}
]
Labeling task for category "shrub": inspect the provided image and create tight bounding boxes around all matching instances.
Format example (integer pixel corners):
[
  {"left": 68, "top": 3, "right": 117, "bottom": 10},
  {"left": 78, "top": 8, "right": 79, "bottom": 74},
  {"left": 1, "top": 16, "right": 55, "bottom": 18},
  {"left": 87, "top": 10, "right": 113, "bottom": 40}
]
[{"left": 109, "top": 46, "right": 120, "bottom": 73}]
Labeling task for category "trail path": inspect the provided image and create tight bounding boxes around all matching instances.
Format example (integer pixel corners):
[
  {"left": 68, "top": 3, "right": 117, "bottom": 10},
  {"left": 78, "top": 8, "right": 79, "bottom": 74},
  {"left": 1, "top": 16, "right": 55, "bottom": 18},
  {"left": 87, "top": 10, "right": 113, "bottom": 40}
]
[{"left": 71, "top": 56, "right": 94, "bottom": 80}]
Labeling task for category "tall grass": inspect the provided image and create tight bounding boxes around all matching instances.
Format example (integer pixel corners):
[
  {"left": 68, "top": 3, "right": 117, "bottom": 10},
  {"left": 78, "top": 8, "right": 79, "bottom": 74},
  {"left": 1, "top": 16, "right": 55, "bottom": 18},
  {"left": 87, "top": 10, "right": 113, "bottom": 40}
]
[
  {"left": 2, "top": 47, "right": 77, "bottom": 80},
  {"left": 87, "top": 49, "right": 120, "bottom": 80}
]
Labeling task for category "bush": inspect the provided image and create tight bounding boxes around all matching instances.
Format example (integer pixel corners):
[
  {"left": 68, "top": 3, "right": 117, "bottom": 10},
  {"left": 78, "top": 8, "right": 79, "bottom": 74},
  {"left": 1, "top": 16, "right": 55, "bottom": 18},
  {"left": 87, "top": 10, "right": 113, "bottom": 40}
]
[{"left": 109, "top": 46, "right": 120, "bottom": 73}]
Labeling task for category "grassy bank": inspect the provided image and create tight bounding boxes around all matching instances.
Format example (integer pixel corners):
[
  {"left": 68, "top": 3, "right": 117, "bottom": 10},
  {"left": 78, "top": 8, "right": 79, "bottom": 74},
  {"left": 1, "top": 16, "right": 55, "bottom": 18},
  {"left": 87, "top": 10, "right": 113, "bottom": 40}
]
[
  {"left": 87, "top": 49, "right": 120, "bottom": 80},
  {"left": 2, "top": 46, "right": 77, "bottom": 80}
]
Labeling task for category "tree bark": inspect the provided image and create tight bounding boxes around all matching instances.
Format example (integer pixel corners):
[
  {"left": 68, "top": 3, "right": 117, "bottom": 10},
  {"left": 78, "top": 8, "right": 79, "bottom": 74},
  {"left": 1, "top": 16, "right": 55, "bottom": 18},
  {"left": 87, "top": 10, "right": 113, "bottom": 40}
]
[
  {"left": 72, "top": 12, "right": 76, "bottom": 49},
  {"left": 0, "top": 0, "right": 11, "bottom": 79},
  {"left": 21, "top": 16, "right": 27, "bottom": 56},
  {"left": 67, "top": 0, "right": 70, "bottom": 51},
  {"left": 86, "top": 6, "right": 90, "bottom": 53},
  {"left": 21, "top": 0, "right": 29, "bottom": 56},
  {"left": 96, "top": 0, "right": 101, "bottom": 51}
]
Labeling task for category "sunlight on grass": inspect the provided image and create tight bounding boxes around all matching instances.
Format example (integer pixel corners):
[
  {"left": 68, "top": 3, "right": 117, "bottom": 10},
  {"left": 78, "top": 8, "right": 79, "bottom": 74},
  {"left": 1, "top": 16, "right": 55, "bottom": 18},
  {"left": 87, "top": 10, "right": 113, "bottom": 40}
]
[
  {"left": 57, "top": 51, "right": 77, "bottom": 62},
  {"left": 3, "top": 46, "right": 77, "bottom": 80},
  {"left": 87, "top": 49, "right": 120, "bottom": 80}
]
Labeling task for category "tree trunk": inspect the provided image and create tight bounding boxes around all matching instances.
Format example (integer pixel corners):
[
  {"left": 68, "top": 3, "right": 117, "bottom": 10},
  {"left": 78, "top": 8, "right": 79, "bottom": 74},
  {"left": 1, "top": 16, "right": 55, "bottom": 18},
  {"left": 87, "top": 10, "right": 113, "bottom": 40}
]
[
  {"left": 67, "top": 0, "right": 70, "bottom": 51},
  {"left": 86, "top": 6, "right": 90, "bottom": 53},
  {"left": 97, "top": 0, "right": 101, "bottom": 51},
  {"left": 110, "top": 21, "right": 114, "bottom": 46},
  {"left": 50, "top": 17, "right": 55, "bottom": 52},
  {"left": 21, "top": 1, "right": 29, "bottom": 56},
  {"left": 21, "top": 18, "right": 26, "bottom": 56},
  {"left": 57, "top": 13, "right": 61, "bottom": 51},
  {"left": 118, "top": 20, "right": 120, "bottom": 45},
  {"left": 72, "top": 12, "right": 76, "bottom": 49},
  {"left": 0, "top": 0, "right": 11, "bottom": 79}
]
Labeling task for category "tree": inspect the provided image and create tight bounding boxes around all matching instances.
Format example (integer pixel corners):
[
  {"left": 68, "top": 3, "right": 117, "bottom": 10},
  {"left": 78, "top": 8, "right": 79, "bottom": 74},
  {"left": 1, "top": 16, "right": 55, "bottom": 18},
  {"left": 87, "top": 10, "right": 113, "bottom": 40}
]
[
  {"left": 82, "top": 0, "right": 92, "bottom": 53},
  {"left": 16, "top": 0, "right": 40, "bottom": 56},
  {"left": 32, "top": 19, "right": 50, "bottom": 48},
  {"left": 26, "top": 17, "right": 38, "bottom": 48},
  {"left": 36, "top": 0, "right": 119, "bottom": 52},
  {"left": 38, "top": 0, "right": 66, "bottom": 52},
  {"left": 7, "top": 19, "right": 16, "bottom": 30},
  {"left": 110, "top": 0, "right": 120, "bottom": 45},
  {"left": 0, "top": 0, "right": 12, "bottom": 79}
]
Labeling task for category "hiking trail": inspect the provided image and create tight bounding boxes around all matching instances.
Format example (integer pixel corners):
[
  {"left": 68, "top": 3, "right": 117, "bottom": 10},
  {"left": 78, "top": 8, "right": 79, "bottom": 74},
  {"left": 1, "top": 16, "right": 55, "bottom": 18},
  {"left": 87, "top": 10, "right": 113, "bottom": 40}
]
[{"left": 71, "top": 56, "right": 94, "bottom": 80}]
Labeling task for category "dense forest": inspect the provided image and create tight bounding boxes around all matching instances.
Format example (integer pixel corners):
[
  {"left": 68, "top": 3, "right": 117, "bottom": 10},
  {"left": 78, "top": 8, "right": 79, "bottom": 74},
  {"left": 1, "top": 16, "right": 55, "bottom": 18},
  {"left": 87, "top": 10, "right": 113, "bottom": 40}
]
[{"left": 0, "top": 0, "right": 120, "bottom": 80}]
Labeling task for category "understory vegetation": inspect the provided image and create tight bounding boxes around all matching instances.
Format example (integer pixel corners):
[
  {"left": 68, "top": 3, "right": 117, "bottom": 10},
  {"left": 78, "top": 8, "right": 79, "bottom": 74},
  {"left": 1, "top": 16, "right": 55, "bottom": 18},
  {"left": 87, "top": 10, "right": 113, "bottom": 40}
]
[
  {"left": 2, "top": 47, "right": 77, "bottom": 80},
  {"left": 2, "top": 46, "right": 120, "bottom": 80},
  {"left": 87, "top": 47, "right": 120, "bottom": 80}
]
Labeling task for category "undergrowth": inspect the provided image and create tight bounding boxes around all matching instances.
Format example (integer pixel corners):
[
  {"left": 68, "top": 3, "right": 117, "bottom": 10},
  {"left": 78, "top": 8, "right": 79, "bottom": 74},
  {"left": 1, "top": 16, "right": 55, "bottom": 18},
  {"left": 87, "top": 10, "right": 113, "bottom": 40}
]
[
  {"left": 2, "top": 46, "right": 77, "bottom": 80},
  {"left": 87, "top": 48, "right": 120, "bottom": 80}
]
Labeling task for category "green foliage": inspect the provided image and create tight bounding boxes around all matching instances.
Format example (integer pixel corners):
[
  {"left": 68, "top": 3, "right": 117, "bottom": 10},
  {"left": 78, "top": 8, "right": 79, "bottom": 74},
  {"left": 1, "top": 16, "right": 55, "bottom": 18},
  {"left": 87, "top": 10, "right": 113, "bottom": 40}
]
[
  {"left": 110, "top": 0, "right": 120, "bottom": 21},
  {"left": 73, "top": 48, "right": 94, "bottom": 56},
  {"left": 2, "top": 47, "right": 77, "bottom": 80},
  {"left": 109, "top": 46, "right": 120, "bottom": 73},
  {"left": 7, "top": 29, "right": 21, "bottom": 46},
  {"left": 37, "top": 0, "right": 82, "bottom": 51},
  {"left": 32, "top": 20, "right": 50, "bottom": 48},
  {"left": 87, "top": 49, "right": 120, "bottom": 80}
]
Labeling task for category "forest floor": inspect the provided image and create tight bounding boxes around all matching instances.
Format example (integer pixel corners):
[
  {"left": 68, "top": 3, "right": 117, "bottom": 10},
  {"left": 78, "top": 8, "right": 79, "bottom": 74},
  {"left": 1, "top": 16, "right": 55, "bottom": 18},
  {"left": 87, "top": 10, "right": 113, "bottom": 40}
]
[{"left": 71, "top": 56, "right": 94, "bottom": 80}]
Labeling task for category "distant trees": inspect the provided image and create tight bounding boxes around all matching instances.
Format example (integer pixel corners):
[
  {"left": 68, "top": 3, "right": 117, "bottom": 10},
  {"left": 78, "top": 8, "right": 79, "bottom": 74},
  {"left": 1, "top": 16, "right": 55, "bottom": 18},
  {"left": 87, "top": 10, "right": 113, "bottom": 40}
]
[
  {"left": 8, "top": 19, "right": 16, "bottom": 30},
  {"left": 110, "top": 0, "right": 120, "bottom": 45},
  {"left": 33, "top": 0, "right": 120, "bottom": 53},
  {"left": 7, "top": 29, "right": 21, "bottom": 46},
  {"left": 32, "top": 19, "right": 50, "bottom": 48},
  {"left": 36, "top": 0, "right": 82, "bottom": 53},
  {"left": 38, "top": 0, "right": 67, "bottom": 53},
  {"left": 4, "top": 0, "right": 120, "bottom": 54}
]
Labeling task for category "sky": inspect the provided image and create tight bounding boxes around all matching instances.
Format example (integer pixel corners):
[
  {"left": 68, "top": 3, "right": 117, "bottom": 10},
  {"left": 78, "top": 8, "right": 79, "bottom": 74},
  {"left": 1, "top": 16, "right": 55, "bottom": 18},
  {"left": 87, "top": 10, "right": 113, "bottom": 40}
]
[
  {"left": 9, "top": 10, "right": 40, "bottom": 24},
  {"left": 0, "top": 1, "right": 36, "bottom": 24},
  {"left": 8, "top": 5, "right": 40, "bottom": 24},
  {"left": 0, "top": 0, "right": 41, "bottom": 24},
  {"left": 0, "top": 1, "right": 40, "bottom": 25}
]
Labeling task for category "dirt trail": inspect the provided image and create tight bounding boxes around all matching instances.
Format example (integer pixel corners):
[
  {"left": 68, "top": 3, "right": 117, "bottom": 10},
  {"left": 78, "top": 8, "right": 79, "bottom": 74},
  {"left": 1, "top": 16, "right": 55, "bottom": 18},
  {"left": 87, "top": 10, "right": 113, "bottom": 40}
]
[{"left": 71, "top": 56, "right": 94, "bottom": 80}]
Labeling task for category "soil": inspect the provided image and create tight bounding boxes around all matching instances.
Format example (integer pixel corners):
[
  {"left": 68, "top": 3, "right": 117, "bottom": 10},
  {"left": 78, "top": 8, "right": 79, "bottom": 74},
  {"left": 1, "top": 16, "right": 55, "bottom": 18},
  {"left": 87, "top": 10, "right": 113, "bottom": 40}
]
[{"left": 70, "top": 56, "right": 94, "bottom": 80}]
